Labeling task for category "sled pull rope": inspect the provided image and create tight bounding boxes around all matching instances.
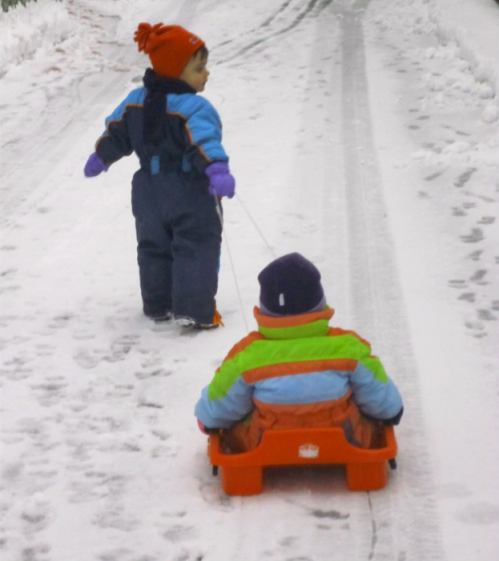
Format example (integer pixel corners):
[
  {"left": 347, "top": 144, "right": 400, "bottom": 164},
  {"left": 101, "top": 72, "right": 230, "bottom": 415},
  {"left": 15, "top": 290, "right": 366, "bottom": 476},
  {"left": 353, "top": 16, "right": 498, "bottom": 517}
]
[
  {"left": 215, "top": 197, "right": 250, "bottom": 333},
  {"left": 235, "top": 193, "right": 277, "bottom": 259}
]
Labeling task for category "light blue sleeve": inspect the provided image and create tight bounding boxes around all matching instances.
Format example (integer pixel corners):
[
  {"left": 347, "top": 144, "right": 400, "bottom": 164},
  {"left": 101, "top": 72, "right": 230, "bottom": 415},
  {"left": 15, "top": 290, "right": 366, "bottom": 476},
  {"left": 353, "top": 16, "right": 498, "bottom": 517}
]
[
  {"left": 350, "top": 363, "right": 403, "bottom": 419},
  {"left": 168, "top": 94, "right": 228, "bottom": 162},
  {"left": 194, "top": 377, "right": 254, "bottom": 429}
]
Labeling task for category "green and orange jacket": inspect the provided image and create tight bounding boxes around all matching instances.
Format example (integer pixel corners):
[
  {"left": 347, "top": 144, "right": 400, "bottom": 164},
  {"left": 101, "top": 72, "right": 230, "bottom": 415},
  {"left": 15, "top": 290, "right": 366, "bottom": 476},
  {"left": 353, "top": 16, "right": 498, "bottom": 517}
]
[{"left": 194, "top": 307, "right": 403, "bottom": 431}]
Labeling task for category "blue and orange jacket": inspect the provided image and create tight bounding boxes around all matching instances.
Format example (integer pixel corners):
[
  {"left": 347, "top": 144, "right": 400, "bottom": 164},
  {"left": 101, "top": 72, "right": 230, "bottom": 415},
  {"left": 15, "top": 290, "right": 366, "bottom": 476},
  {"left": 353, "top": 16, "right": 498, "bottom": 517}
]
[
  {"left": 195, "top": 307, "right": 403, "bottom": 448},
  {"left": 94, "top": 80, "right": 228, "bottom": 175}
]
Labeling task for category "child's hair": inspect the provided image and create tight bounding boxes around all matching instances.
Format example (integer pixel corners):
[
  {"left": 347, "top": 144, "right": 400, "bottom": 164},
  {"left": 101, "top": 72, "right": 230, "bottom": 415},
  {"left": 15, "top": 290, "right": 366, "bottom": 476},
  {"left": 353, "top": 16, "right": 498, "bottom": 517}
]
[{"left": 193, "top": 45, "right": 209, "bottom": 61}]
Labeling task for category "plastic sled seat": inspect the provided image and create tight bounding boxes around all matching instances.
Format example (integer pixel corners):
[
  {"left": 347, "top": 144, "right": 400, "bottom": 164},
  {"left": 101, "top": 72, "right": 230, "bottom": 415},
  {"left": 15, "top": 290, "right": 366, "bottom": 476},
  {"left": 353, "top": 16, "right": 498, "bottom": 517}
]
[{"left": 207, "top": 425, "right": 397, "bottom": 496}]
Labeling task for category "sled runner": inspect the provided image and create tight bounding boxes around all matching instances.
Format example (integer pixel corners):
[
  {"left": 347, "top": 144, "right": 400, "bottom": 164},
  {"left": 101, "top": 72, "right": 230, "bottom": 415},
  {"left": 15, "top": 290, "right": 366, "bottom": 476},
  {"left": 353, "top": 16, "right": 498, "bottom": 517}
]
[{"left": 207, "top": 425, "right": 398, "bottom": 496}]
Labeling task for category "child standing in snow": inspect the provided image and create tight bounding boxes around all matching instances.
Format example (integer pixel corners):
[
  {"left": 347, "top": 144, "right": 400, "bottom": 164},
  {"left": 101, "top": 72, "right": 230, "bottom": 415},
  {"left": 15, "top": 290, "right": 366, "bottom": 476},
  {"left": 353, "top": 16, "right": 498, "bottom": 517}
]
[
  {"left": 84, "top": 23, "right": 234, "bottom": 328},
  {"left": 195, "top": 253, "right": 403, "bottom": 451}
]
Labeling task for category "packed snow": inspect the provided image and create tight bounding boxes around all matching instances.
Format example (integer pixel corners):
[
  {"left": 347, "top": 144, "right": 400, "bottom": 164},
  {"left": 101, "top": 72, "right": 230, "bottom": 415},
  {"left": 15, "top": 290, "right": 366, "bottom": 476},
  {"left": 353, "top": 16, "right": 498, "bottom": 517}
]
[{"left": 0, "top": 1, "right": 498, "bottom": 560}]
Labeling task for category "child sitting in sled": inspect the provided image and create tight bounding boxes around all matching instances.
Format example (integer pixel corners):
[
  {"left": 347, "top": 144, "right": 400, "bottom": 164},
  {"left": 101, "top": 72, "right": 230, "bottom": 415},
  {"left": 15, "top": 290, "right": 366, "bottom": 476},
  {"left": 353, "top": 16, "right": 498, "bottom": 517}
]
[{"left": 194, "top": 252, "right": 403, "bottom": 452}]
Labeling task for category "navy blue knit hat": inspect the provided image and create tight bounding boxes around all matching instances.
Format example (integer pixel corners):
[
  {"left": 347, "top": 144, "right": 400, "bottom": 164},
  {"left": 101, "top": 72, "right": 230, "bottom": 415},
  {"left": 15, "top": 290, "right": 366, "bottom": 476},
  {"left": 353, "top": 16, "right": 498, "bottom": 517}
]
[{"left": 258, "top": 253, "right": 326, "bottom": 316}]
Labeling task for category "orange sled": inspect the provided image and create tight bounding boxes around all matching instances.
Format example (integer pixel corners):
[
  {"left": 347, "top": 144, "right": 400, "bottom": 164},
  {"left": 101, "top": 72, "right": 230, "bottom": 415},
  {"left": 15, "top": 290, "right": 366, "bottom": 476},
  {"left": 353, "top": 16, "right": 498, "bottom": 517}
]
[{"left": 207, "top": 425, "right": 397, "bottom": 496}]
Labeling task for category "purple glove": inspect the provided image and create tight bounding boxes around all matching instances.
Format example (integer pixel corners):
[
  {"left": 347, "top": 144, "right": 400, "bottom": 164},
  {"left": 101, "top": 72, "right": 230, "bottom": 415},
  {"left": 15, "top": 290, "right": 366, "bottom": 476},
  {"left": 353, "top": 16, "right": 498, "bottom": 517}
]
[
  {"left": 84, "top": 153, "right": 109, "bottom": 177},
  {"left": 205, "top": 162, "right": 235, "bottom": 199}
]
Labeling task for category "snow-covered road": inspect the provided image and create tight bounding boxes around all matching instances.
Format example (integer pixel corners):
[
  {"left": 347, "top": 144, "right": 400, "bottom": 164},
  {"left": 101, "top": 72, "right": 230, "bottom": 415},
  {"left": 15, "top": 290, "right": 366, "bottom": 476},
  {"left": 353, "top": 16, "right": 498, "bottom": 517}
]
[{"left": 1, "top": 1, "right": 498, "bottom": 560}]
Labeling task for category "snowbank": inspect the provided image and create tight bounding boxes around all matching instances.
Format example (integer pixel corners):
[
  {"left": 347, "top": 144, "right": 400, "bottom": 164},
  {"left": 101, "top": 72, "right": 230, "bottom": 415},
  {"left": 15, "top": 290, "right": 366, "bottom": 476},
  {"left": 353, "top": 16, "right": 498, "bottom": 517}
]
[
  {"left": 428, "top": 0, "right": 499, "bottom": 105},
  {"left": 0, "top": 0, "right": 74, "bottom": 74}
]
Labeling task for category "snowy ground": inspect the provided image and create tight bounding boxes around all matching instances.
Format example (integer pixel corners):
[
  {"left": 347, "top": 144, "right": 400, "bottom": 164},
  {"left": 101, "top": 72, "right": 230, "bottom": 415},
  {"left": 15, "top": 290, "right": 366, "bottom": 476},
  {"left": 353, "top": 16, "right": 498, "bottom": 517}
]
[{"left": 1, "top": 1, "right": 498, "bottom": 560}]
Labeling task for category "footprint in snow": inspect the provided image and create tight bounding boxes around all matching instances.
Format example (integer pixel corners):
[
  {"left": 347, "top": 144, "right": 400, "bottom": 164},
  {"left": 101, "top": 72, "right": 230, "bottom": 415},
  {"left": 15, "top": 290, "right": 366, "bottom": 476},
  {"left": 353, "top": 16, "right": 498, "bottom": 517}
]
[
  {"left": 478, "top": 216, "right": 495, "bottom": 225},
  {"left": 162, "top": 523, "right": 196, "bottom": 543},
  {"left": 278, "top": 536, "right": 299, "bottom": 547},
  {"left": 1, "top": 356, "right": 32, "bottom": 381},
  {"left": 448, "top": 279, "right": 467, "bottom": 289},
  {"left": 468, "top": 250, "right": 482, "bottom": 261},
  {"left": 477, "top": 309, "right": 497, "bottom": 321},
  {"left": 150, "top": 442, "right": 180, "bottom": 459},
  {"left": 464, "top": 319, "right": 486, "bottom": 337},
  {"left": 21, "top": 493, "right": 53, "bottom": 533},
  {"left": 72, "top": 329, "right": 96, "bottom": 340},
  {"left": 20, "top": 544, "right": 52, "bottom": 561},
  {"left": 424, "top": 171, "right": 443, "bottom": 181},
  {"left": 463, "top": 202, "right": 476, "bottom": 209},
  {"left": 73, "top": 348, "right": 103, "bottom": 369},
  {"left": 30, "top": 381, "right": 67, "bottom": 407},
  {"left": 47, "top": 313, "right": 74, "bottom": 329},
  {"left": 198, "top": 479, "right": 233, "bottom": 511},
  {"left": 461, "top": 228, "right": 484, "bottom": 243},
  {"left": 102, "top": 335, "right": 139, "bottom": 363},
  {"left": 470, "top": 269, "right": 487, "bottom": 283},
  {"left": 310, "top": 509, "right": 349, "bottom": 520},
  {"left": 135, "top": 368, "right": 173, "bottom": 380},
  {"left": 92, "top": 505, "right": 140, "bottom": 532}
]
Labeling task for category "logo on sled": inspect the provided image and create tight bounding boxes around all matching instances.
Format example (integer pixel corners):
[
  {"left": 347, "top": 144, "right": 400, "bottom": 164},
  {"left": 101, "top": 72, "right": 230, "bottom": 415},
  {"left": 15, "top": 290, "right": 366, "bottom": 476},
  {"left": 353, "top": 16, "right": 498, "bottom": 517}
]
[{"left": 298, "top": 443, "right": 319, "bottom": 459}]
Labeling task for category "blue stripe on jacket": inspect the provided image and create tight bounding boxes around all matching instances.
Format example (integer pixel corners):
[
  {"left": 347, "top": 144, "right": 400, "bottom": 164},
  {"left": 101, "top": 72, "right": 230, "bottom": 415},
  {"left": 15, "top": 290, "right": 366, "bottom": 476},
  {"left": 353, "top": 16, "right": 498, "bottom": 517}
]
[
  {"left": 195, "top": 378, "right": 254, "bottom": 429},
  {"left": 168, "top": 94, "right": 227, "bottom": 162},
  {"left": 350, "top": 362, "right": 402, "bottom": 418},
  {"left": 253, "top": 371, "right": 350, "bottom": 405},
  {"left": 195, "top": 367, "right": 403, "bottom": 429}
]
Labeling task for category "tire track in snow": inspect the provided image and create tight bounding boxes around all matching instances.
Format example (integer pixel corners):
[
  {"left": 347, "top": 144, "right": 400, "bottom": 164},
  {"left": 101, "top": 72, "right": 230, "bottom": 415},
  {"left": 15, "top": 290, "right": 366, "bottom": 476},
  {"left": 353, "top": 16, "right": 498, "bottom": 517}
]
[
  {"left": 211, "top": 0, "right": 294, "bottom": 53},
  {"left": 340, "top": 1, "right": 446, "bottom": 560},
  {"left": 211, "top": 0, "right": 322, "bottom": 64}
]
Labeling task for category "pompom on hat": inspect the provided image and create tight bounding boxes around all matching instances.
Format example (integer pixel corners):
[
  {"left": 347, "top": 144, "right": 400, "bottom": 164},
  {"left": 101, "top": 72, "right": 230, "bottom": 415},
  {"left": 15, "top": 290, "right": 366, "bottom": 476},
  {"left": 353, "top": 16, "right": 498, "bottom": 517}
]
[
  {"left": 258, "top": 253, "right": 326, "bottom": 316},
  {"left": 134, "top": 23, "right": 205, "bottom": 78}
]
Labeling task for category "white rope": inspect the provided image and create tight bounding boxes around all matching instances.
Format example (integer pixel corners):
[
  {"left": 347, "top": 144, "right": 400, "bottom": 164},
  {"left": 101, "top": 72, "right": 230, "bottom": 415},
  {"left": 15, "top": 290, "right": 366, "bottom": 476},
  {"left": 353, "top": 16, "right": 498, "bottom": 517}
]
[
  {"left": 235, "top": 193, "right": 277, "bottom": 259},
  {"left": 215, "top": 197, "right": 250, "bottom": 333}
]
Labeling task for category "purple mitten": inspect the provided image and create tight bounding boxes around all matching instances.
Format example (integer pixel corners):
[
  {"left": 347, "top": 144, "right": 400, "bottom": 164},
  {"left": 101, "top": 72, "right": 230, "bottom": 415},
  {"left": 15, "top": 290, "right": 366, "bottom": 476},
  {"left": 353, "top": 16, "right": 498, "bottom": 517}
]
[
  {"left": 205, "top": 162, "right": 235, "bottom": 199},
  {"left": 84, "top": 153, "right": 109, "bottom": 177}
]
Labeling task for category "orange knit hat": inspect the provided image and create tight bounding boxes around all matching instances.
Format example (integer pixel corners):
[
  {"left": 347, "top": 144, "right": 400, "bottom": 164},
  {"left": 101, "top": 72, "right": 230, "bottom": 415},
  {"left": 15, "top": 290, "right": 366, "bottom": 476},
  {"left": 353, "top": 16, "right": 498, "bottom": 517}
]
[{"left": 134, "top": 23, "right": 205, "bottom": 78}]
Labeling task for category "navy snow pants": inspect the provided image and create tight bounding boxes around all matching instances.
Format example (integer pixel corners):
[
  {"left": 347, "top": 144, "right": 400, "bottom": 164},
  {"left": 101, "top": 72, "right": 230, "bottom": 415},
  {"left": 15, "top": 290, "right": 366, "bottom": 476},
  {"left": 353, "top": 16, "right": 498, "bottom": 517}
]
[{"left": 131, "top": 169, "right": 222, "bottom": 324}]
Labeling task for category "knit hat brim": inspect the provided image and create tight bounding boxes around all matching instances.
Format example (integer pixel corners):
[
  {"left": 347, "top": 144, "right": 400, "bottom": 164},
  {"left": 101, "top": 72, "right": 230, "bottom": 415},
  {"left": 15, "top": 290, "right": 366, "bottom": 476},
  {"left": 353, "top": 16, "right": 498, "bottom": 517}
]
[{"left": 259, "top": 294, "right": 326, "bottom": 317}]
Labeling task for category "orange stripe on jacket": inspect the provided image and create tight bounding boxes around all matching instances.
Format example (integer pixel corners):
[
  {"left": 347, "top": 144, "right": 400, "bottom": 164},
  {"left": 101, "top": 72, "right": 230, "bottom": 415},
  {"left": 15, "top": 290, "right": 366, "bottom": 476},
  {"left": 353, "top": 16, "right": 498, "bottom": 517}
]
[
  {"left": 254, "top": 306, "right": 334, "bottom": 328},
  {"left": 242, "top": 359, "right": 358, "bottom": 384},
  {"left": 183, "top": 121, "right": 211, "bottom": 162},
  {"left": 328, "top": 327, "right": 372, "bottom": 348}
]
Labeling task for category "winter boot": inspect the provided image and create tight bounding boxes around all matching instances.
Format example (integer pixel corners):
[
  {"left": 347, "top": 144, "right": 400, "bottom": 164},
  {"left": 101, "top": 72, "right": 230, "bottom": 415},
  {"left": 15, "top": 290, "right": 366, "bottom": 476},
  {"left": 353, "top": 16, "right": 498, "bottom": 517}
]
[
  {"left": 176, "top": 309, "right": 223, "bottom": 330},
  {"left": 144, "top": 308, "right": 173, "bottom": 322}
]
